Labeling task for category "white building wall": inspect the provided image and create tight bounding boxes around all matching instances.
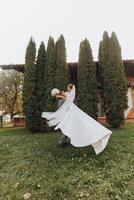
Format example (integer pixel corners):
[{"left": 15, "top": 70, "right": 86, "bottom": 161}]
[{"left": 124, "top": 88, "right": 133, "bottom": 118}]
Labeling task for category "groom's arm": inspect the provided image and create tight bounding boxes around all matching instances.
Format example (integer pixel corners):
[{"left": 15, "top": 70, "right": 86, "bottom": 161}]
[{"left": 56, "top": 95, "right": 66, "bottom": 99}]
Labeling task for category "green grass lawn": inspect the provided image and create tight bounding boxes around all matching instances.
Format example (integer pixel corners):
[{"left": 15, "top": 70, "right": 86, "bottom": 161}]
[{"left": 0, "top": 124, "right": 134, "bottom": 200}]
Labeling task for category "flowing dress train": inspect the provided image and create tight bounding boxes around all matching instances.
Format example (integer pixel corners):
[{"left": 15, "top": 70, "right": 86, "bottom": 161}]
[{"left": 41, "top": 86, "right": 112, "bottom": 154}]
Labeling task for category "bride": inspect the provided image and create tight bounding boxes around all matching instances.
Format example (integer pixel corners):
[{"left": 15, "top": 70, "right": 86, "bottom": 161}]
[{"left": 42, "top": 84, "right": 112, "bottom": 155}]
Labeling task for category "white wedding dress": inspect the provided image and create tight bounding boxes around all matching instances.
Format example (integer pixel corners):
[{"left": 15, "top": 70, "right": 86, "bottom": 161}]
[{"left": 42, "top": 86, "right": 112, "bottom": 154}]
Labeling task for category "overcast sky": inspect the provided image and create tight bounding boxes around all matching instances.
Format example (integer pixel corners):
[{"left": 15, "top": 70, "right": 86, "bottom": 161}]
[{"left": 0, "top": 0, "right": 134, "bottom": 64}]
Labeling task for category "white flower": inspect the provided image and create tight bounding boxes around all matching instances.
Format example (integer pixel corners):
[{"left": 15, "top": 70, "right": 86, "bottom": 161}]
[
  {"left": 23, "top": 193, "right": 31, "bottom": 199},
  {"left": 51, "top": 88, "right": 60, "bottom": 97}
]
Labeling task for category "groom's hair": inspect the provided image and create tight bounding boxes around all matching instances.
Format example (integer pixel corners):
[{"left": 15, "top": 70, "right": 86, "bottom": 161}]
[
  {"left": 67, "top": 84, "right": 73, "bottom": 90},
  {"left": 59, "top": 91, "right": 64, "bottom": 95}
]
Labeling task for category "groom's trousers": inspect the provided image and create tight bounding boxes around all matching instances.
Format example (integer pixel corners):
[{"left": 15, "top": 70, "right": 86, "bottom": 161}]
[{"left": 58, "top": 99, "right": 70, "bottom": 147}]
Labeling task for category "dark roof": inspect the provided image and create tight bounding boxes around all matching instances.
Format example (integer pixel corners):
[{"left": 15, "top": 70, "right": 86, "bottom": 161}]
[
  {"left": 123, "top": 60, "right": 134, "bottom": 76},
  {"left": 0, "top": 60, "right": 134, "bottom": 77},
  {"left": 0, "top": 64, "right": 24, "bottom": 73}
]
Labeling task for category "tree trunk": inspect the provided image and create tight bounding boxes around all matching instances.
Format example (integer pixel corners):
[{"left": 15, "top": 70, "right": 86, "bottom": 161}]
[{"left": 0, "top": 117, "right": 3, "bottom": 128}]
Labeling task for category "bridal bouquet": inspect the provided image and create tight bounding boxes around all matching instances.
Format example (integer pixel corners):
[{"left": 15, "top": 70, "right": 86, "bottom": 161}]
[{"left": 51, "top": 88, "right": 60, "bottom": 97}]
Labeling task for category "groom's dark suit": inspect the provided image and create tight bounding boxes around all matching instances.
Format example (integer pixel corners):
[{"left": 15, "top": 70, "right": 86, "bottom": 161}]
[{"left": 58, "top": 99, "right": 70, "bottom": 147}]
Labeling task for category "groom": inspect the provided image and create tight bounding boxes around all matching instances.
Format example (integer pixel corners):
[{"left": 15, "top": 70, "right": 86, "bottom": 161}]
[{"left": 57, "top": 84, "right": 73, "bottom": 148}]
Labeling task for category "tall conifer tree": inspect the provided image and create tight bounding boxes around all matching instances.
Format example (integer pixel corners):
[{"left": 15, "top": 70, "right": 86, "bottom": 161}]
[
  {"left": 77, "top": 39, "right": 98, "bottom": 119},
  {"left": 55, "top": 35, "right": 68, "bottom": 90},
  {"left": 23, "top": 37, "right": 37, "bottom": 132},
  {"left": 99, "top": 31, "right": 128, "bottom": 127},
  {"left": 46, "top": 36, "right": 57, "bottom": 112},
  {"left": 98, "top": 31, "right": 110, "bottom": 113},
  {"left": 36, "top": 41, "right": 46, "bottom": 131},
  {"left": 105, "top": 32, "right": 128, "bottom": 127}
]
